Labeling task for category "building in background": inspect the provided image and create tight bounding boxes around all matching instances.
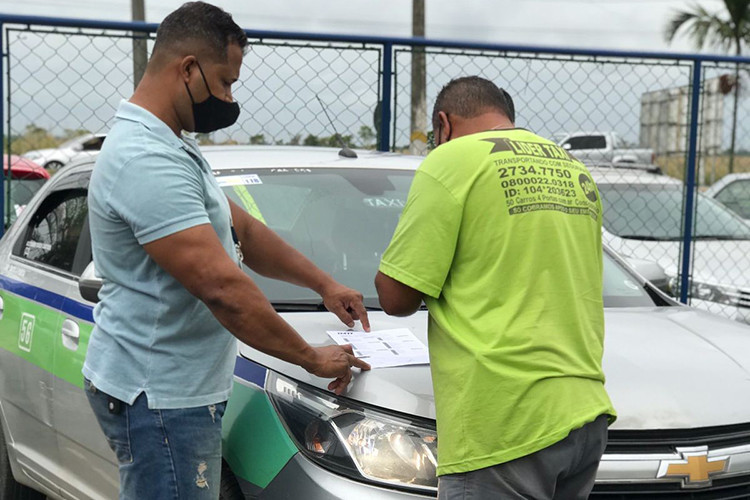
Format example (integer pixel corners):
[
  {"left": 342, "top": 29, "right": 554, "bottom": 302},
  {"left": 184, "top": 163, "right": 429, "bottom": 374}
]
[{"left": 640, "top": 76, "right": 726, "bottom": 185}]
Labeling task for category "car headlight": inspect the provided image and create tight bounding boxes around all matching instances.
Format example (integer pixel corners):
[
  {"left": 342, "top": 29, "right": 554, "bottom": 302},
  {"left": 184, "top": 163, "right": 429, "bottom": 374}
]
[
  {"left": 266, "top": 372, "right": 438, "bottom": 493},
  {"left": 669, "top": 277, "right": 742, "bottom": 307},
  {"left": 22, "top": 151, "right": 40, "bottom": 160}
]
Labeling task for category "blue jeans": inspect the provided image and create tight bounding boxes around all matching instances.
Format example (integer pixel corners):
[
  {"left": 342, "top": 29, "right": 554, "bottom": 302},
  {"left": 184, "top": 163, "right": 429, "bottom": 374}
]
[{"left": 84, "top": 378, "right": 226, "bottom": 500}]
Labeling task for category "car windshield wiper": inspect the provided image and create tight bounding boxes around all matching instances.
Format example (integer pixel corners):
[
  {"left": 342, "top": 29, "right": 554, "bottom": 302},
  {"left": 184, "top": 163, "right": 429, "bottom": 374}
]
[{"left": 618, "top": 235, "right": 681, "bottom": 241}]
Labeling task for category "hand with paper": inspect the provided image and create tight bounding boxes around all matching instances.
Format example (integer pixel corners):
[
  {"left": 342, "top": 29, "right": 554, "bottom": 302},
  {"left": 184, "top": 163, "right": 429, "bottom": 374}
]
[{"left": 327, "top": 328, "right": 429, "bottom": 368}]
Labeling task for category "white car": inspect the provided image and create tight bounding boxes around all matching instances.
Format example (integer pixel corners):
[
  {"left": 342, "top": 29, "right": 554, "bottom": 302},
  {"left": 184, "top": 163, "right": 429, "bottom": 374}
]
[
  {"left": 5, "top": 146, "right": 750, "bottom": 499},
  {"left": 559, "top": 131, "right": 654, "bottom": 164},
  {"left": 593, "top": 166, "right": 750, "bottom": 322},
  {"left": 22, "top": 133, "right": 106, "bottom": 170},
  {"left": 705, "top": 172, "right": 750, "bottom": 220}
]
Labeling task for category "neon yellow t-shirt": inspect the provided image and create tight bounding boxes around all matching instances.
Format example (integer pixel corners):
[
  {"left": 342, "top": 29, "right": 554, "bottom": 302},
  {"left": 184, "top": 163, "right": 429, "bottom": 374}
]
[{"left": 379, "top": 129, "right": 616, "bottom": 476}]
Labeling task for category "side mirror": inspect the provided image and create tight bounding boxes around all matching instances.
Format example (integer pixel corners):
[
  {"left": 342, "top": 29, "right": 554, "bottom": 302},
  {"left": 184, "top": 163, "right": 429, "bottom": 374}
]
[
  {"left": 562, "top": 142, "right": 572, "bottom": 150},
  {"left": 79, "top": 261, "right": 102, "bottom": 303}
]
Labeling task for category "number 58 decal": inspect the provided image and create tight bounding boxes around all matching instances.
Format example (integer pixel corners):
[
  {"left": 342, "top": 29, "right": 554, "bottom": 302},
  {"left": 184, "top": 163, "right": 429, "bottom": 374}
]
[{"left": 18, "top": 313, "right": 35, "bottom": 352}]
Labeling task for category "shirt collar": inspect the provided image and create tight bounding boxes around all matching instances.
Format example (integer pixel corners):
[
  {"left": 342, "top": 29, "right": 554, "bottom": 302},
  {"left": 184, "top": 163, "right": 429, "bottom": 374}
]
[{"left": 114, "top": 100, "right": 186, "bottom": 150}]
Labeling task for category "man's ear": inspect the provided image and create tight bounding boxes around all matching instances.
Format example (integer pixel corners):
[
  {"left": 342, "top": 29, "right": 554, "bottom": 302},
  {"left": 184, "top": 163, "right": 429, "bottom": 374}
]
[
  {"left": 437, "top": 111, "right": 451, "bottom": 145},
  {"left": 179, "top": 55, "right": 197, "bottom": 83}
]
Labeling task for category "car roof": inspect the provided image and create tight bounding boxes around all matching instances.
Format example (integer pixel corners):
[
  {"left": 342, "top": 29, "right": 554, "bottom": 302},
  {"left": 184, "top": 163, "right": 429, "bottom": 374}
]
[
  {"left": 2, "top": 155, "right": 50, "bottom": 179},
  {"left": 199, "top": 145, "right": 423, "bottom": 171},
  {"left": 64, "top": 145, "right": 425, "bottom": 174},
  {"left": 704, "top": 172, "right": 750, "bottom": 197}
]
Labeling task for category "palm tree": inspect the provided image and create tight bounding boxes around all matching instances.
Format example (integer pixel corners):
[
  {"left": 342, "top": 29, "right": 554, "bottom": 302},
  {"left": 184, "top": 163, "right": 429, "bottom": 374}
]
[{"left": 665, "top": 0, "right": 750, "bottom": 174}]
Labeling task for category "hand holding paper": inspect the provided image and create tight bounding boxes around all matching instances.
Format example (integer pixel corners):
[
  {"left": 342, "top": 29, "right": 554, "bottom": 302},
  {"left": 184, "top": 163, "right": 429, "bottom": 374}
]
[{"left": 327, "top": 328, "right": 429, "bottom": 369}]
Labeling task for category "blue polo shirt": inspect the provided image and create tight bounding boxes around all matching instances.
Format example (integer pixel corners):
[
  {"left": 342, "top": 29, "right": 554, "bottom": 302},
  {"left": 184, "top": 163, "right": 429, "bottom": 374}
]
[{"left": 83, "top": 100, "right": 239, "bottom": 409}]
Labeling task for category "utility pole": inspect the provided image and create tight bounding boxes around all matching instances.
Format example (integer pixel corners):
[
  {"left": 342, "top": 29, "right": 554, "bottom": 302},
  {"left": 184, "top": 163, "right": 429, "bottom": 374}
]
[
  {"left": 132, "top": 0, "right": 147, "bottom": 90},
  {"left": 409, "top": 0, "right": 427, "bottom": 155}
]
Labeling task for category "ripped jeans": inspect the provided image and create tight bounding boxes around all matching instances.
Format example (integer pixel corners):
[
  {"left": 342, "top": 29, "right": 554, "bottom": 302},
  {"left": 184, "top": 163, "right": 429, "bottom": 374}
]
[{"left": 84, "top": 378, "right": 226, "bottom": 500}]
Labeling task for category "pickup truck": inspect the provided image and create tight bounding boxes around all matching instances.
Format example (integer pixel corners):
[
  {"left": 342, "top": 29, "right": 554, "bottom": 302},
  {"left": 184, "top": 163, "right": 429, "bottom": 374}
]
[{"left": 557, "top": 131, "right": 654, "bottom": 164}]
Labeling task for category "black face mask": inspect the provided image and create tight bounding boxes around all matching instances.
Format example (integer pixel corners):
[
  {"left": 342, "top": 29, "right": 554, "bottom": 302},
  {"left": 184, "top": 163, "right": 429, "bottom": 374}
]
[{"left": 185, "top": 61, "right": 240, "bottom": 133}]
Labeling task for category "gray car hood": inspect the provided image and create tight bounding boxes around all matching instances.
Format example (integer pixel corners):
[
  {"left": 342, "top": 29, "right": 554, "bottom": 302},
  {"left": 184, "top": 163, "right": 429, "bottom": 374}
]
[{"left": 239, "top": 307, "right": 750, "bottom": 430}]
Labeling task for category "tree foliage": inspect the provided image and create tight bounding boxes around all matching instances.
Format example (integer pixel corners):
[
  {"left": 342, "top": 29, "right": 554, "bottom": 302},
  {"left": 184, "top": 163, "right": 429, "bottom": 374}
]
[
  {"left": 664, "top": 0, "right": 750, "bottom": 55},
  {"left": 665, "top": 0, "right": 750, "bottom": 173}
]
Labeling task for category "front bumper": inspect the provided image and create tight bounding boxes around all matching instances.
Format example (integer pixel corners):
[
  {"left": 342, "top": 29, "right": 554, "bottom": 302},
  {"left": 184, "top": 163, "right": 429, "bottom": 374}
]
[{"left": 240, "top": 452, "right": 433, "bottom": 499}]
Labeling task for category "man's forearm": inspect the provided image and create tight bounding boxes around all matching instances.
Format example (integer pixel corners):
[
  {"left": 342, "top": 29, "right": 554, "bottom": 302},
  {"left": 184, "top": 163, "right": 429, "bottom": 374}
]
[{"left": 200, "top": 270, "right": 319, "bottom": 369}]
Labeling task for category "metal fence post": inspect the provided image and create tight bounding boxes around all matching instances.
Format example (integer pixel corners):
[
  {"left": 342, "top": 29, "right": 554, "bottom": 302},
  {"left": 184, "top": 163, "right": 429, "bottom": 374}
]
[
  {"left": 679, "top": 60, "right": 702, "bottom": 304},
  {"left": 378, "top": 42, "right": 392, "bottom": 152}
]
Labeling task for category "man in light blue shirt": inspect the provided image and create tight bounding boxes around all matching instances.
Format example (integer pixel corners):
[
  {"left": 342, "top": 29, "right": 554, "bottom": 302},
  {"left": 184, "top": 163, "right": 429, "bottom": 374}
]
[{"left": 83, "top": 3, "right": 370, "bottom": 499}]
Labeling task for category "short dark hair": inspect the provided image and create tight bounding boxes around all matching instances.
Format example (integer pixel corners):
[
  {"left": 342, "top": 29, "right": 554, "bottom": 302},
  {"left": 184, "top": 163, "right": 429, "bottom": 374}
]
[
  {"left": 152, "top": 2, "right": 248, "bottom": 62},
  {"left": 432, "top": 76, "right": 515, "bottom": 129}
]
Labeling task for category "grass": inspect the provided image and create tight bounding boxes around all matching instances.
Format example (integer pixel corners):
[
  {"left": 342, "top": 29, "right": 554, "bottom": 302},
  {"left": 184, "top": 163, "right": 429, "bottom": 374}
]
[{"left": 656, "top": 154, "right": 750, "bottom": 187}]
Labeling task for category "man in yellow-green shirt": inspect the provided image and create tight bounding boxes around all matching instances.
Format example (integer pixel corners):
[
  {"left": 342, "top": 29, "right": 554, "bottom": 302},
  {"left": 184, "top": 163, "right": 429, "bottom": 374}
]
[{"left": 375, "top": 76, "right": 615, "bottom": 500}]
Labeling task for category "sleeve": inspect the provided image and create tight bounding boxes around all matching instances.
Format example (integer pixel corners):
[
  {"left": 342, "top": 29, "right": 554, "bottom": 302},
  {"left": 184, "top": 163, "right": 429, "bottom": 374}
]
[
  {"left": 378, "top": 170, "right": 462, "bottom": 299},
  {"left": 106, "top": 152, "right": 211, "bottom": 245}
]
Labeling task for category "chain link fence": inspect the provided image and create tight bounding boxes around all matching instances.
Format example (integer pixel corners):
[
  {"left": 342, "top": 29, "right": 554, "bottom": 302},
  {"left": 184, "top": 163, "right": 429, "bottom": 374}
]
[{"left": 3, "top": 15, "right": 750, "bottom": 322}]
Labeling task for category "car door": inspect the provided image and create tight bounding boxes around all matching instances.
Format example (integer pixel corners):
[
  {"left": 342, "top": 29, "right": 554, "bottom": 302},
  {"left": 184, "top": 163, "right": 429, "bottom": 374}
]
[
  {"left": 39, "top": 171, "right": 119, "bottom": 500},
  {"left": 0, "top": 171, "right": 91, "bottom": 496}
]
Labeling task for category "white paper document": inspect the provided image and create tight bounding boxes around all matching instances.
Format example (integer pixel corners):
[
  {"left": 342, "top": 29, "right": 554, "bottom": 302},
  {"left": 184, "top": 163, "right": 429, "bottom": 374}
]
[{"left": 326, "top": 328, "right": 429, "bottom": 368}]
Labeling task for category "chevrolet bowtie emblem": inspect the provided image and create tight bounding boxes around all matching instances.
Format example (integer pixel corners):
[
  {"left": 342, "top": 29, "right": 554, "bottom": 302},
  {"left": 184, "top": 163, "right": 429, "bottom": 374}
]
[{"left": 657, "top": 446, "right": 729, "bottom": 488}]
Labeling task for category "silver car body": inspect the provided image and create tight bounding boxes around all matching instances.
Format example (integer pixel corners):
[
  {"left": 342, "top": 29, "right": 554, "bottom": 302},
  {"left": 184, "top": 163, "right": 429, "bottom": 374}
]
[
  {"left": 705, "top": 172, "right": 750, "bottom": 221},
  {"left": 558, "top": 131, "right": 654, "bottom": 164},
  {"left": 21, "top": 133, "right": 106, "bottom": 170},
  {"left": 3, "top": 146, "right": 750, "bottom": 499},
  {"left": 593, "top": 167, "right": 750, "bottom": 322}
]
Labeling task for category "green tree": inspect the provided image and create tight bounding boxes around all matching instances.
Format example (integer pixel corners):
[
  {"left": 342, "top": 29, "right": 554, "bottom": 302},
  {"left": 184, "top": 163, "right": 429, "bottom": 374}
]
[
  {"left": 358, "top": 125, "right": 376, "bottom": 148},
  {"left": 250, "top": 134, "right": 268, "bottom": 145},
  {"left": 665, "top": 0, "right": 750, "bottom": 173},
  {"left": 324, "top": 134, "right": 354, "bottom": 148},
  {"left": 303, "top": 134, "right": 321, "bottom": 146},
  {"left": 7, "top": 124, "right": 58, "bottom": 154},
  {"left": 60, "top": 128, "right": 91, "bottom": 141},
  {"left": 288, "top": 134, "right": 301, "bottom": 146}
]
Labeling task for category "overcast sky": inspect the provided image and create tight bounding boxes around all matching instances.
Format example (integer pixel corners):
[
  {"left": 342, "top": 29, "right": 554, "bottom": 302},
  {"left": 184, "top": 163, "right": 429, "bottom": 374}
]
[
  {"left": 3, "top": 0, "right": 747, "bottom": 154},
  {"left": 0, "top": 0, "right": 735, "bottom": 55}
]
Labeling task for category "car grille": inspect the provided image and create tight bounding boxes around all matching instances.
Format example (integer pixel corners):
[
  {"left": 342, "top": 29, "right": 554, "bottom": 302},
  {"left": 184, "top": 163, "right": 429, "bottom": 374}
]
[
  {"left": 591, "top": 475, "right": 750, "bottom": 499},
  {"left": 605, "top": 423, "right": 750, "bottom": 453},
  {"left": 592, "top": 424, "right": 750, "bottom": 499}
]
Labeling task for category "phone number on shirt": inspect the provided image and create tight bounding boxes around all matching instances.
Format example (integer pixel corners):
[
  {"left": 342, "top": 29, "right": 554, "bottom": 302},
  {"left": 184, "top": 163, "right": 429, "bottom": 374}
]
[{"left": 498, "top": 165, "right": 572, "bottom": 179}]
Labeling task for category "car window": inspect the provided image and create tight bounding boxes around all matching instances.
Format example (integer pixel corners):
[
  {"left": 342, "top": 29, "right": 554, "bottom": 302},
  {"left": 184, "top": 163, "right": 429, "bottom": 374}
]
[
  {"left": 5, "top": 179, "right": 48, "bottom": 226},
  {"left": 715, "top": 179, "right": 750, "bottom": 219},
  {"left": 564, "top": 135, "right": 606, "bottom": 150},
  {"left": 603, "top": 252, "right": 657, "bottom": 307},
  {"left": 217, "top": 167, "right": 660, "bottom": 308},
  {"left": 599, "top": 184, "right": 750, "bottom": 240},
  {"left": 13, "top": 189, "right": 89, "bottom": 275},
  {"left": 218, "top": 168, "right": 412, "bottom": 305},
  {"left": 82, "top": 136, "right": 105, "bottom": 151}
]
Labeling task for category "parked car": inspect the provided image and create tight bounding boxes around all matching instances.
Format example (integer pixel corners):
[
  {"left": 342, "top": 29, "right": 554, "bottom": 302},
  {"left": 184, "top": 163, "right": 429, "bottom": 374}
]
[
  {"left": 4, "top": 146, "right": 750, "bottom": 499},
  {"left": 1, "top": 154, "right": 50, "bottom": 227},
  {"left": 593, "top": 165, "right": 750, "bottom": 323},
  {"left": 21, "top": 133, "right": 105, "bottom": 170},
  {"left": 558, "top": 131, "right": 654, "bottom": 164},
  {"left": 704, "top": 172, "right": 750, "bottom": 220}
]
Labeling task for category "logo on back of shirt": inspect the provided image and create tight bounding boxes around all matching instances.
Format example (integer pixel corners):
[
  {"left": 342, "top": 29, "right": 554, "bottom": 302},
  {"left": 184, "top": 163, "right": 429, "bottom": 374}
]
[{"left": 579, "top": 174, "right": 598, "bottom": 202}]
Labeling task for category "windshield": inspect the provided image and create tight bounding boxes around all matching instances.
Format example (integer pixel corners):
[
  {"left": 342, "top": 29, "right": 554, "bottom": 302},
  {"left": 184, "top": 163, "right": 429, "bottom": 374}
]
[
  {"left": 598, "top": 183, "right": 750, "bottom": 240},
  {"left": 218, "top": 168, "right": 659, "bottom": 308}
]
